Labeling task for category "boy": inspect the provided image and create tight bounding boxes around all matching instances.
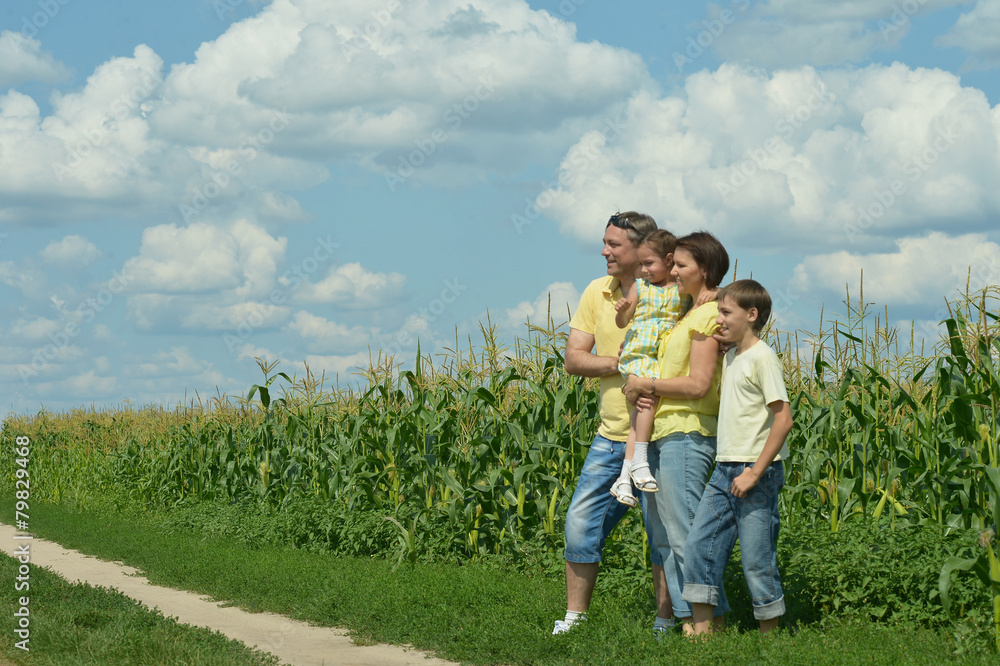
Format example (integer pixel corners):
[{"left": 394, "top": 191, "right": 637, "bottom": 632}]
[{"left": 681, "top": 279, "right": 793, "bottom": 635}]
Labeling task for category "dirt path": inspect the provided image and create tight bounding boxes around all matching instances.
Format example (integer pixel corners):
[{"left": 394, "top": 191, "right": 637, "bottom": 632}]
[{"left": 1, "top": 524, "right": 455, "bottom": 666}]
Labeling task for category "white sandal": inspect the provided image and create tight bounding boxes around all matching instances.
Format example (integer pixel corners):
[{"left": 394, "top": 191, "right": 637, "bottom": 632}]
[
  {"left": 629, "top": 461, "right": 659, "bottom": 493},
  {"left": 610, "top": 478, "right": 638, "bottom": 507}
]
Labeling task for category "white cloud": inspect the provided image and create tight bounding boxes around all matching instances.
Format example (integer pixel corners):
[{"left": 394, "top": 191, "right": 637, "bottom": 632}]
[
  {"left": 792, "top": 231, "right": 1000, "bottom": 305},
  {"left": 0, "top": 31, "right": 68, "bottom": 87},
  {"left": 936, "top": 0, "right": 1000, "bottom": 69},
  {"left": 303, "top": 350, "right": 376, "bottom": 378},
  {"left": 0, "top": 44, "right": 315, "bottom": 225},
  {"left": 127, "top": 347, "right": 207, "bottom": 377},
  {"left": 122, "top": 219, "right": 286, "bottom": 295},
  {"left": 53, "top": 370, "right": 118, "bottom": 398},
  {"left": 7, "top": 316, "right": 61, "bottom": 342},
  {"left": 505, "top": 281, "right": 580, "bottom": 328},
  {"left": 93, "top": 324, "right": 116, "bottom": 342},
  {"left": 540, "top": 63, "right": 1000, "bottom": 253},
  {"left": 1, "top": 0, "right": 650, "bottom": 224},
  {"left": 40, "top": 235, "right": 101, "bottom": 267},
  {"left": 0, "top": 260, "right": 46, "bottom": 298},
  {"left": 709, "top": 1, "right": 971, "bottom": 69},
  {"left": 284, "top": 311, "right": 372, "bottom": 353},
  {"left": 295, "top": 262, "right": 407, "bottom": 308},
  {"left": 149, "top": 0, "right": 648, "bottom": 182},
  {"left": 118, "top": 219, "right": 402, "bottom": 335},
  {"left": 126, "top": 294, "right": 292, "bottom": 332},
  {"left": 7, "top": 344, "right": 88, "bottom": 383}
]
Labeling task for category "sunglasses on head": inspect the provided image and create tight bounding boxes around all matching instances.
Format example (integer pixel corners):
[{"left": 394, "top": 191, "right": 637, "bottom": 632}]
[{"left": 607, "top": 214, "right": 634, "bottom": 230}]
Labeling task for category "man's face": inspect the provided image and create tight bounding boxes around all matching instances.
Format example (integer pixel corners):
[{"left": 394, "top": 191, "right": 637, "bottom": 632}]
[{"left": 601, "top": 225, "right": 639, "bottom": 278}]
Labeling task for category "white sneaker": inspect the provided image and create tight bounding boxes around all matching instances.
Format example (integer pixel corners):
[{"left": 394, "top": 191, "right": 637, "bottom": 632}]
[
  {"left": 552, "top": 620, "right": 573, "bottom": 635},
  {"left": 652, "top": 624, "right": 672, "bottom": 641},
  {"left": 552, "top": 615, "right": 586, "bottom": 635}
]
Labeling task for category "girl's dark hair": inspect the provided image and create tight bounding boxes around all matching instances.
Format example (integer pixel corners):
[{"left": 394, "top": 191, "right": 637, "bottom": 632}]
[
  {"left": 674, "top": 231, "right": 729, "bottom": 289},
  {"left": 640, "top": 229, "right": 678, "bottom": 259}
]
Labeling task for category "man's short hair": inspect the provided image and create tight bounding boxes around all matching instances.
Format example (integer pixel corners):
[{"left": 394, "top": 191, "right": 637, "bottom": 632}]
[
  {"left": 717, "top": 279, "right": 772, "bottom": 333},
  {"left": 675, "top": 231, "right": 729, "bottom": 289},
  {"left": 606, "top": 211, "right": 657, "bottom": 245}
]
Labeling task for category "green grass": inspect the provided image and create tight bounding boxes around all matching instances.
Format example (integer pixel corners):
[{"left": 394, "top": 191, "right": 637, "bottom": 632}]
[
  {"left": 0, "top": 553, "right": 278, "bottom": 665},
  {"left": 2, "top": 499, "right": 995, "bottom": 665}
]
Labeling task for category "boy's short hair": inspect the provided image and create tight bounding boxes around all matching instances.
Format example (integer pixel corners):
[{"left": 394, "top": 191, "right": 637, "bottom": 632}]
[
  {"left": 606, "top": 211, "right": 657, "bottom": 245},
  {"left": 717, "top": 279, "right": 772, "bottom": 333},
  {"left": 640, "top": 229, "right": 678, "bottom": 259},
  {"left": 674, "top": 231, "right": 729, "bottom": 289}
]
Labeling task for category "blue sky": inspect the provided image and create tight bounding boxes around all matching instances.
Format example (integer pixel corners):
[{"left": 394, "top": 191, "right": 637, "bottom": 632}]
[{"left": 2, "top": 0, "right": 1000, "bottom": 418}]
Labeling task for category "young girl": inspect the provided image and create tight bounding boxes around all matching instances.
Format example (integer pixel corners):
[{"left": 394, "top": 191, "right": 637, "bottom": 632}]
[{"left": 611, "top": 229, "right": 693, "bottom": 507}]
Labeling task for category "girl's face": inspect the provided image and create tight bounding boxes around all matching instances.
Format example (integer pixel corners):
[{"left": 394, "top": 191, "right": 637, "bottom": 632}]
[
  {"left": 671, "top": 247, "right": 707, "bottom": 295},
  {"left": 636, "top": 244, "right": 673, "bottom": 286}
]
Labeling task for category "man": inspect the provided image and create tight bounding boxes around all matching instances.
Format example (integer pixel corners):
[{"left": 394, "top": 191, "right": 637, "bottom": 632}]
[{"left": 555, "top": 211, "right": 673, "bottom": 636}]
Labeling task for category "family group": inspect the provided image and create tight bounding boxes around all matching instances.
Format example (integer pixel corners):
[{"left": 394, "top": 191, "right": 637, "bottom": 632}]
[{"left": 556, "top": 211, "right": 793, "bottom": 637}]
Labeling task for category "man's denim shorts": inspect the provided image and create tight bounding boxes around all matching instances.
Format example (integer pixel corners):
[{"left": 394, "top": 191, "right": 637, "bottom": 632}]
[{"left": 564, "top": 434, "right": 662, "bottom": 566}]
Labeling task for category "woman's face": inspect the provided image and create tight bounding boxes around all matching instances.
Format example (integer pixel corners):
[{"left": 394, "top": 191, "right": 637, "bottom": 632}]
[{"left": 671, "top": 247, "right": 707, "bottom": 295}]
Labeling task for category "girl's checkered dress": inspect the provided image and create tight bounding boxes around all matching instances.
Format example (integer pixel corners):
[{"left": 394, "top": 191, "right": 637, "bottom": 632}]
[{"left": 618, "top": 281, "right": 691, "bottom": 379}]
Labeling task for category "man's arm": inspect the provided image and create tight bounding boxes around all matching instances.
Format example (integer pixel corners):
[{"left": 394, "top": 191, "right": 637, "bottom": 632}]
[
  {"left": 731, "top": 400, "right": 793, "bottom": 497},
  {"left": 564, "top": 328, "right": 619, "bottom": 378}
]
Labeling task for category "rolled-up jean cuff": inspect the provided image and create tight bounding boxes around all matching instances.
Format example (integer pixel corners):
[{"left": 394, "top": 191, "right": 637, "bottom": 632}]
[
  {"left": 681, "top": 583, "right": 719, "bottom": 607},
  {"left": 753, "top": 596, "right": 786, "bottom": 621}
]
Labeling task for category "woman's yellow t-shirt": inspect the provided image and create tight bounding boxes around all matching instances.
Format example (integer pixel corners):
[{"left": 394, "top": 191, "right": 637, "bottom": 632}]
[{"left": 650, "top": 301, "right": 723, "bottom": 441}]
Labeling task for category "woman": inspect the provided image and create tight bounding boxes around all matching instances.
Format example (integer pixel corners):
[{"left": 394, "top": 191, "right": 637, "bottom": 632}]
[{"left": 622, "top": 231, "right": 730, "bottom": 629}]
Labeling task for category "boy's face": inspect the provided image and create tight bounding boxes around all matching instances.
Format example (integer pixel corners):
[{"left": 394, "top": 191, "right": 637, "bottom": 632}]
[{"left": 716, "top": 295, "right": 757, "bottom": 343}]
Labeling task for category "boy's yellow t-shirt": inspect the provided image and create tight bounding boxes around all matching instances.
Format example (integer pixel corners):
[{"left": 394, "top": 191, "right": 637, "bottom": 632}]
[
  {"left": 568, "top": 276, "right": 630, "bottom": 441},
  {"left": 650, "top": 301, "right": 723, "bottom": 441},
  {"left": 716, "top": 340, "right": 790, "bottom": 462}
]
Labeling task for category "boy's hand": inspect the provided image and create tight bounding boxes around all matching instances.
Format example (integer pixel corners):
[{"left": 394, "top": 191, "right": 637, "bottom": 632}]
[
  {"left": 614, "top": 297, "right": 632, "bottom": 312},
  {"left": 731, "top": 467, "right": 761, "bottom": 498},
  {"left": 712, "top": 334, "right": 735, "bottom": 355}
]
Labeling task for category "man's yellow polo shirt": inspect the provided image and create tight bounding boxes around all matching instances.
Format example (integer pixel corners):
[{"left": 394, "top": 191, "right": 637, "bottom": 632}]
[{"left": 568, "top": 276, "right": 630, "bottom": 441}]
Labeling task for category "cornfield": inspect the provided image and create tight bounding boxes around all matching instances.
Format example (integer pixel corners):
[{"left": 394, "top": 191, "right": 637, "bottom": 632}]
[{"left": 2, "top": 286, "right": 1000, "bottom": 641}]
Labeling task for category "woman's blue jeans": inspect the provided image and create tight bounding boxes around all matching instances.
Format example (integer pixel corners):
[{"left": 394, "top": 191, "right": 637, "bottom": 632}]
[{"left": 645, "top": 430, "right": 729, "bottom": 618}]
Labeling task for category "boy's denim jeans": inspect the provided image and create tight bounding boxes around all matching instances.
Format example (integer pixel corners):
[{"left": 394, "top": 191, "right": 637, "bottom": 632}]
[
  {"left": 682, "top": 461, "right": 786, "bottom": 621},
  {"left": 645, "top": 431, "right": 729, "bottom": 618},
  {"left": 564, "top": 434, "right": 662, "bottom": 566}
]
